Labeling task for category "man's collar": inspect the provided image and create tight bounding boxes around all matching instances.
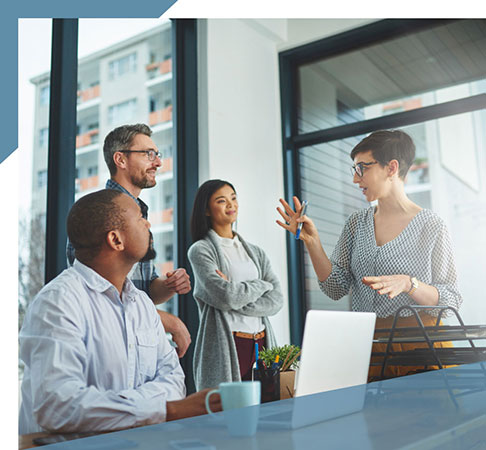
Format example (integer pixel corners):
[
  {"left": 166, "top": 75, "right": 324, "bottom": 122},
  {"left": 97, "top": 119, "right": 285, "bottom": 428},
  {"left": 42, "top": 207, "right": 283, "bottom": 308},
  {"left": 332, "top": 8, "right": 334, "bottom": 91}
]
[
  {"left": 73, "top": 259, "right": 138, "bottom": 302},
  {"left": 105, "top": 179, "right": 136, "bottom": 200},
  {"left": 73, "top": 259, "right": 114, "bottom": 293},
  {"left": 106, "top": 179, "right": 149, "bottom": 218}
]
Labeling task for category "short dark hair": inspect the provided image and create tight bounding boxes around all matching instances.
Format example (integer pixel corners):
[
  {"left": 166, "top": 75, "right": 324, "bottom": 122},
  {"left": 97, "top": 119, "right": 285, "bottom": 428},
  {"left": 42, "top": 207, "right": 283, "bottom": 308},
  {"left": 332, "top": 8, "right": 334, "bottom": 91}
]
[
  {"left": 350, "top": 130, "right": 415, "bottom": 179},
  {"left": 103, "top": 123, "right": 152, "bottom": 176},
  {"left": 67, "top": 189, "right": 127, "bottom": 263},
  {"left": 190, "top": 179, "right": 236, "bottom": 242}
]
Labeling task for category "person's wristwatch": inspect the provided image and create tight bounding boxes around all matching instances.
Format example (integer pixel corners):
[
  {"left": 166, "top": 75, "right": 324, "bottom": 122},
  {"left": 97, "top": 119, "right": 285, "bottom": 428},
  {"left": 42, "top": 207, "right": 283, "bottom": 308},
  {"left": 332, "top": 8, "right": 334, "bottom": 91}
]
[{"left": 407, "top": 276, "right": 419, "bottom": 295}]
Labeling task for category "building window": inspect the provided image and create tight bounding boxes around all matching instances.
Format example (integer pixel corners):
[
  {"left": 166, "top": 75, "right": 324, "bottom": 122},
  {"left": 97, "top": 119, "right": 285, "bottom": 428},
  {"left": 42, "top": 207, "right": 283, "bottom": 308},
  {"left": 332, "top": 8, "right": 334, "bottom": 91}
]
[
  {"left": 40, "top": 85, "right": 50, "bottom": 105},
  {"left": 108, "top": 52, "right": 137, "bottom": 80},
  {"left": 165, "top": 244, "right": 173, "bottom": 261},
  {"left": 87, "top": 166, "right": 98, "bottom": 177},
  {"left": 37, "top": 169, "right": 48, "bottom": 188},
  {"left": 107, "top": 98, "right": 137, "bottom": 125},
  {"left": 149, "top": 96, "right": 158, "bottom": 113},
  {"left": 164, "top": 193, "right": 173, "bottom": 209},
  {"left": 39, "top": 128, "right": 48, "bottom": 147}
]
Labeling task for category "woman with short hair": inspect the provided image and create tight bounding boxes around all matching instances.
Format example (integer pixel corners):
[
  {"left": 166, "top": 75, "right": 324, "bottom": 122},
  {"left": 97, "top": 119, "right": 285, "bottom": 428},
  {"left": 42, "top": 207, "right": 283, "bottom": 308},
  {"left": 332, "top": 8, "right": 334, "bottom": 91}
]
[{"left": 277, "top": 130, "right": 462, "bottom": 379}]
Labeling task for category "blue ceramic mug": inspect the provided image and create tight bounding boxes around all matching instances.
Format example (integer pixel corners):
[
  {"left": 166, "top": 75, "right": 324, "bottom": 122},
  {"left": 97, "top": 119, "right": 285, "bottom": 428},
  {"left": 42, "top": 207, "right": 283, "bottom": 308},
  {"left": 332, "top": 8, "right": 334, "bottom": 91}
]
[{"left": 205, "top": 381, "right": 261, "bottom": 436}]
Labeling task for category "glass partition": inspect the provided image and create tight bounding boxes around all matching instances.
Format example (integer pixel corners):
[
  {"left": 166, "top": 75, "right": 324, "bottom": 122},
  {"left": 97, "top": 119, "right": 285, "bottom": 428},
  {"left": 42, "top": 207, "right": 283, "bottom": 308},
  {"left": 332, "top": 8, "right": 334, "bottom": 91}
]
[
  {"left": 18, "top": 18, "right": 52, "bottom": 377},
  {"left": 76, "top": 19, "right": 177, "bottom": 316},
  {"left": 292, "top": 20, "right": 486, "bottom": 326},
  {"left": 298, "top": 20, "right": 486, "bottom": 134}
]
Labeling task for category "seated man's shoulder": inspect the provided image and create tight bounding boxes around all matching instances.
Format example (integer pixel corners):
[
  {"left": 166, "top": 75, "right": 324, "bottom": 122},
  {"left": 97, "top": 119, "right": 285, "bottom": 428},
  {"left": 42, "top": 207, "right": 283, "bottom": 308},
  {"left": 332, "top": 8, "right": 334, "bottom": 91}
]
[{"left": 30, "top": 267, "right": 87, "bottom": 310}]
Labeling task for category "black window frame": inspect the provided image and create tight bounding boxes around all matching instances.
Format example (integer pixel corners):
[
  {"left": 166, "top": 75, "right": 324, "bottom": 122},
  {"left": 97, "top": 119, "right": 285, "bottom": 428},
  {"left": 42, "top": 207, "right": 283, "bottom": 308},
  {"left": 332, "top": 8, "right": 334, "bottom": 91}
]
[
  {"left": 279, "top": 19, "right": 486, "bottom": 346},
  {"left": 42, "top": 18, "right": 200, "bottom": 393}
]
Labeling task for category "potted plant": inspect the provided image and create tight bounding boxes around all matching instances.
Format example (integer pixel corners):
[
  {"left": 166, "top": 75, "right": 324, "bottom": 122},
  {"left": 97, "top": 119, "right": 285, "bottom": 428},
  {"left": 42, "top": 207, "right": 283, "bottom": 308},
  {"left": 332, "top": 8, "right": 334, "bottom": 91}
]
[{"left": 259, "top": 344, "right": 301, "bottom": 399}]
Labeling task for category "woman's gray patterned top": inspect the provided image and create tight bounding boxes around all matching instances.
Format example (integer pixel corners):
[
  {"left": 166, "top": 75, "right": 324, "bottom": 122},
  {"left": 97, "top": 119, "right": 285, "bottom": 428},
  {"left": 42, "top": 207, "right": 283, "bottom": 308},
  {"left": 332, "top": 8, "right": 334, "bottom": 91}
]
[{"left": 318, "top": 207, "right": 462, "bottom": 317}]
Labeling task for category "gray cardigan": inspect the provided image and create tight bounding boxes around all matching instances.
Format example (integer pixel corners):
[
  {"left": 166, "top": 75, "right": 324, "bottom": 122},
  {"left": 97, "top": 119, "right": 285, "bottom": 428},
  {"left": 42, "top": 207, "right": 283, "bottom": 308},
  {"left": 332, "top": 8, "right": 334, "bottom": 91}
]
[{"left": 188, "top": 231, "right": 283, "bottom": 390}]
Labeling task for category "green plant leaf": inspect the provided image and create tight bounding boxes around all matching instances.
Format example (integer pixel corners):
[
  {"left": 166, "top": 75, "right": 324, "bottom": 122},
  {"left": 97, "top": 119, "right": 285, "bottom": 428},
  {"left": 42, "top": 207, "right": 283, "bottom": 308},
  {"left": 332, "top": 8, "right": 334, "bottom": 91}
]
[{"left": 259, "top": 344, "right": 301, "bottom": 371}]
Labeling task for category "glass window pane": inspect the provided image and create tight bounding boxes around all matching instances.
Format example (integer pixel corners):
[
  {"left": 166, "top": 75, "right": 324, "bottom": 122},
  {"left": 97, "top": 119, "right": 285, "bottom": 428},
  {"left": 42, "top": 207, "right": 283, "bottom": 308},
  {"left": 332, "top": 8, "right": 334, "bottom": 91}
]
[
  {"left": 299, "top": 110, "right": 486, "bottom": 326},
  {"left": 298, "top": 20, "right": 486, "bottom": 134},
  {"left": 299, "top": 136, "right": 368, "bottom": 312},
  {"left": 19, "top": 18, "right": 52, "bottom": 378},
  {"left": 76, "top": 19, "right": 176, "bottom": 316}
]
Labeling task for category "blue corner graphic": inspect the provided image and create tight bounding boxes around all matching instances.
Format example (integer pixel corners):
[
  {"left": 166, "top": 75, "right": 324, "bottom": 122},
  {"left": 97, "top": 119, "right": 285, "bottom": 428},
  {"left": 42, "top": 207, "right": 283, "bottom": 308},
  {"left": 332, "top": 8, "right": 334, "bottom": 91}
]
[{"left": 1, "top": 0, "right": 178, "bottom": 165}]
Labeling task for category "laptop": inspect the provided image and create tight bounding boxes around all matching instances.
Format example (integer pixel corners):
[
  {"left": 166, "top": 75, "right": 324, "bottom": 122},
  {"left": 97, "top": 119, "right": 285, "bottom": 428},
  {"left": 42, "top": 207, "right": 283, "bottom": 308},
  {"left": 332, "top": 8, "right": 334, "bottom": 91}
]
[{"left": 259, "top": 309, "right": 376, "bottom": 429}]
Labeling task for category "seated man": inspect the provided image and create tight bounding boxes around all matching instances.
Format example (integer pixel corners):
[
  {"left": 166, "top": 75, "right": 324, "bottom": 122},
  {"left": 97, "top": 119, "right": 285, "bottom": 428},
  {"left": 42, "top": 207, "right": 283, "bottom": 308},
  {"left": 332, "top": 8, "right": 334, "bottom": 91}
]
[
  {"left": 67, "top": 123, "right": 192, "bottom": 358},
  {"left": 19, "top": 190, "right": 220, "bottom": 434}
]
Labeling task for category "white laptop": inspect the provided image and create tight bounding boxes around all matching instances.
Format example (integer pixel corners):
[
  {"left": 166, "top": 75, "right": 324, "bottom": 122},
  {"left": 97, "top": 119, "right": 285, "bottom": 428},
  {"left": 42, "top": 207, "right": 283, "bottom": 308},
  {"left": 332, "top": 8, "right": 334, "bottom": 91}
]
[{"left": 259, "top": 309, "right": 376, "bottom": 429}]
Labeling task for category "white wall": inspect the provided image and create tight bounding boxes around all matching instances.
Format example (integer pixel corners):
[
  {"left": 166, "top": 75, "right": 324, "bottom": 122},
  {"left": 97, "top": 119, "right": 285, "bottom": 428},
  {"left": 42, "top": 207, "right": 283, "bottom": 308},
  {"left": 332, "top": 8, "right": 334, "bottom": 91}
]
[
  {"left": 282, "top": 19, "right": 374, "bottom": 51},
  {"left": 198, "top": 19, "right": 370, "bottom": 345}
]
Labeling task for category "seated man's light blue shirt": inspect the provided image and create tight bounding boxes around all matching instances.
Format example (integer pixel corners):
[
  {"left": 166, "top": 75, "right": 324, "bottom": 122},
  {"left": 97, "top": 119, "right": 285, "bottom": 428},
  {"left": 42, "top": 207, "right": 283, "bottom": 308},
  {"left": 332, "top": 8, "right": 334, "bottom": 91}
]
[{"left": 19, "top": 260, "right": 186, "bottom": 434}]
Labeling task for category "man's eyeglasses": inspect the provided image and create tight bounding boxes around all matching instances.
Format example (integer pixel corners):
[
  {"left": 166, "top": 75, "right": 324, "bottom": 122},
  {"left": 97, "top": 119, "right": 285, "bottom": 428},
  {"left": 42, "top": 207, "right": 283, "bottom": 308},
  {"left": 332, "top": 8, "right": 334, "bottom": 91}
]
[
  {"left": 119, "top": 149, "right": 162, "bottom": 161},
  {"left": 351, "top": 161, "right": 378, "bottom": 178}
]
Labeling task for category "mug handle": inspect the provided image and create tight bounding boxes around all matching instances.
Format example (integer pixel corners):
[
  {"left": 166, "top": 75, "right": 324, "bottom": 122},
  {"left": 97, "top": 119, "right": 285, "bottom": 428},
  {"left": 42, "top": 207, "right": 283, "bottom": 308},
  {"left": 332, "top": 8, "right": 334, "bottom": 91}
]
[{"left": 205, "top": 388, "right": 220, "bottom": 416}]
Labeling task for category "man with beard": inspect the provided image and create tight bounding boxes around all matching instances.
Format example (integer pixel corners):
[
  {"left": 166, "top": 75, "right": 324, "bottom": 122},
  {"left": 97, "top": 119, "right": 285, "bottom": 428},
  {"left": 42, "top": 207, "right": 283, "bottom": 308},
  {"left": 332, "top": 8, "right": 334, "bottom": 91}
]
[
  {"left": 20, "top": 190, "right": 221, "bottom": 434},
  {"left": 68, "top": 124, "right": 192, "bottom": 358}
]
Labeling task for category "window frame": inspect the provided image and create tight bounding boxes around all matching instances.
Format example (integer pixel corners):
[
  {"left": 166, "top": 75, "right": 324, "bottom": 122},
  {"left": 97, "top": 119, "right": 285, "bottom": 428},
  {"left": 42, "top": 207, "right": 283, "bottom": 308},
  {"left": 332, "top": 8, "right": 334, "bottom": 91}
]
[
  {"left": 279, "top": 19, "right": 486, "bottom": 345},
  {"left": 41, "top": 18, "right": 200, "bottom": 393}
]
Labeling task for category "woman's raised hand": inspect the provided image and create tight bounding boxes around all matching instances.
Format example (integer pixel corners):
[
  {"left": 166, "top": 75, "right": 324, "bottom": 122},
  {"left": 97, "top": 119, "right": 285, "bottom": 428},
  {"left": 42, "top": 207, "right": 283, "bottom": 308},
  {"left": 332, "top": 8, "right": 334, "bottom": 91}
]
[{"left": 276, "top": 196, "right": 319, "bottom": 243}]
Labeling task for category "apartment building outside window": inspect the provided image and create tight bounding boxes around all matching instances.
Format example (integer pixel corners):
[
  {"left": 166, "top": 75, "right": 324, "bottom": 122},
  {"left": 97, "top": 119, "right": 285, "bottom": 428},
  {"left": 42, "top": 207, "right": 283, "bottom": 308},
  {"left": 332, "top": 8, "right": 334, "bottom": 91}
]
[
  {"left": 108, "top": 52, "right": 137, "bottom": 80},
  {"left": 21, "top": 18, "right": 200, "bottom": 392},
  {"left": 37, "top": 169, "right": 48, "bottom": 188},
  {"left": 107, "top": 98, "right": 137, "bottom": 126},
  {"left": 39, "top": 127, "right": 48, "bottom": 147},
  {"left": 87, "top": 166, "right": 98, "bottom": 177},
  {"left": 40, "top": 85, "right": 50, "bottom": 105},
  {"left": 73, "top": 21, "right": 180, "bottom": 324},
  {"left": 25, "top": 22, "right": 178, "bottom": 327}
]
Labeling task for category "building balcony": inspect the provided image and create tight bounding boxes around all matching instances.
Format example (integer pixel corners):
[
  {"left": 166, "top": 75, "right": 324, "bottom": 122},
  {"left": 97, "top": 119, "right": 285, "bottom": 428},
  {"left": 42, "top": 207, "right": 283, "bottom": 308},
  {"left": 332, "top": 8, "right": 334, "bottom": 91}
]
[
  {"left": 149, "top": 106, "right": 172, "bottom": 126},
  {"left": 77, "top": 84, "right": 100, "bottom": 104},
  {"left": 76, "top": 129, "right": 99, "bottom": 149},
  {"left": 157, "top": 261, "right": 174, "bottom": 277},
  {"left": 146, "top": 59, "right": 172, "bottom": 78},
  {"left": 161, "top": 157, "right": 172, "bottom": 174},
  {"left": 75, "top": 175, "right": 99, "bottom": 193},
  {"left": 151, "top": 121, "right": 173, "bottom": 134},
  {"left": 383, "top": 98, "right": 422, "bottom": 114},
  {"left": 145, "top": 72, "right": 172, "bottom": 89},
  {"left": 149, "top": 207, "right": 173, "bottom": 225}
]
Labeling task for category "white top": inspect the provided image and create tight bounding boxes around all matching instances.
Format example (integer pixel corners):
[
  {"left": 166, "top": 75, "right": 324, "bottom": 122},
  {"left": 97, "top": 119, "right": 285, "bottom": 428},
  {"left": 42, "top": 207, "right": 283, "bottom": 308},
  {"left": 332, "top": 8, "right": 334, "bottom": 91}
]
[
  {"left": 210, "top": 229, "right": 265, "bottom": 333},
  {"left": 19, "top": 260, "right": 186, "bottom": 434}
]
